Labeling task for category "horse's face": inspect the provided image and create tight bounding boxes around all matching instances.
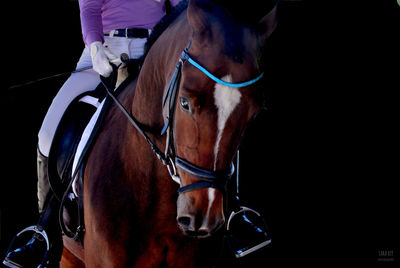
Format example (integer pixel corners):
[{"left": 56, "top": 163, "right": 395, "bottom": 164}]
[{"left": 173, "top": 0, "right": 277, "bottom": 238}]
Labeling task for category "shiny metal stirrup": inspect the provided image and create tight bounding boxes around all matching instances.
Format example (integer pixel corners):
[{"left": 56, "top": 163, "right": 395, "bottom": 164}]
[
  {"left": 226, "top": 206, "right": 272, "bottom": 258},
  {"left": 227, "top": 206, "right": 262, "bottom": 231},
  {"left": 3, "top": 225, "right": 50, "bottom": 268}
]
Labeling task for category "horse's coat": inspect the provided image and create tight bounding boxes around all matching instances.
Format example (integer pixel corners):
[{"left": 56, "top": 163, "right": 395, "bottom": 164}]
[{"left": 60, "top": 0, "right": 279, "bottom": 267}]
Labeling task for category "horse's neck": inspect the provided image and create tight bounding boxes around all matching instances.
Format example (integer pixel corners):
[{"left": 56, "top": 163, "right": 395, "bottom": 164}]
[{"left": 131, "top": 14, "right": 191, "bottom": 138}]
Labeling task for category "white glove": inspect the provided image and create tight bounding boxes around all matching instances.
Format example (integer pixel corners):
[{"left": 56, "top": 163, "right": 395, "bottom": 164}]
[{"left": 90, "top": 41, "right": 117, "bottom": 77}]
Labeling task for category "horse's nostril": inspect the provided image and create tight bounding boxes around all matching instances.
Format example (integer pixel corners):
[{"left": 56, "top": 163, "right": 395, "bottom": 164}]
[
  {"left": 177, "top": 216, "right": 192, "bottom": 227},
  {"left": 197, "top": 230, "right": 209, "bottom": 237},
  {"left": 184, "top": 229, "right": 210, "bottom": 238}
]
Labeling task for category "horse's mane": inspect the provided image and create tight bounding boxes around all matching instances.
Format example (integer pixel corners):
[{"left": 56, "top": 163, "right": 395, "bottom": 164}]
[
  {"left": 140, "top": 0, "right": 277, "bottom": 65},
  {"left": 199, "top": 0, "right": 277, "bottom": 28},
  {"left": 143, "top": 0, "right": 277, "bottom": 57},
  {"left": 194, "top": 0, "right": 277, "bottom": 63},
  {"left": 144, "top": 0, "right": 189, "bottom": 57}
]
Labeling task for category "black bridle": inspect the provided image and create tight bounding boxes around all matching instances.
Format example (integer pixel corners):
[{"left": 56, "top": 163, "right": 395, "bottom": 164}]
[{"left": 101, "top": 41, "right": 262, "bottom": 193}]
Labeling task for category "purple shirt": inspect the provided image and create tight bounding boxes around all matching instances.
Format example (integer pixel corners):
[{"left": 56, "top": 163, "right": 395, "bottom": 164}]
[{"left": 79, "top": 0, "right": 182, "bottom": 46}]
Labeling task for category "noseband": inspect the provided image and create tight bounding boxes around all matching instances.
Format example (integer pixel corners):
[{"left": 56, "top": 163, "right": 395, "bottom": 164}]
[{"left": 102, "top": 41, "right": 263, "bottom": 193}]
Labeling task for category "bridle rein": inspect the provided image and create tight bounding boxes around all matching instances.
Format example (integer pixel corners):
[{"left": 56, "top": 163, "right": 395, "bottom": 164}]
[{"left": 101, "top": 41, "right": 263, "bottom": 194}]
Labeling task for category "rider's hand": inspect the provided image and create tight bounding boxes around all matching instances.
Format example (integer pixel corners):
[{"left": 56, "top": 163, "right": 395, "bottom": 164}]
[{"left": 90, "top": 41, "right": 117, "bottom": 77}]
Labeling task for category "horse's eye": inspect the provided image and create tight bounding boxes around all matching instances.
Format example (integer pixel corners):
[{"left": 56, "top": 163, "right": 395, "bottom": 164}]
[{"left": 179, "top": 97, "right": 193, "bottom": 114}]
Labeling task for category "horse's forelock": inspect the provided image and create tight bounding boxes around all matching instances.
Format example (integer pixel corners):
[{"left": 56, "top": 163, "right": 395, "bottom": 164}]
[
  {"left": 199, "top": 0, "right": 277, "bottom": 28},
  {"left": 190, "top": 0, "right": 277, "bottom": 63}
]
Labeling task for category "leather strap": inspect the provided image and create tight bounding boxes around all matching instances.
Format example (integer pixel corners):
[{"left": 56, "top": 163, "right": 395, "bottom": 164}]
[
  {"left": 104, "top": 28, "right": 149, "bottom": 39},
  {"left": 175, "top": 157, "right": 234, "bottom": 181},
  {"left": 178, "top": 181, "right": 224, "bottom": 193},
  {"left": 175, "top": 157, "right": 234, "bottom": 193}
]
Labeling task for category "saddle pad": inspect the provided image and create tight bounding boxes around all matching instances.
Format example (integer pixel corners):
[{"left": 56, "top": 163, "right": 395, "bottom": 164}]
[
  {"left": 71, "top": 98, "right": 106, "bottom": 197},
  {"left": 69, "top": 73, "right": 135, "bottom": 197}
]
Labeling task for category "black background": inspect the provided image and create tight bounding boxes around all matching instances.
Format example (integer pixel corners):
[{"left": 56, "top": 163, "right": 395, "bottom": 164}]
[{"left": 1, "top": 0, "right": 399, "bottom": 267}]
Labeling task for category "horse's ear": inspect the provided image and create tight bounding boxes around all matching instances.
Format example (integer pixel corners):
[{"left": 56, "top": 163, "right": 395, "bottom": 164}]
[
  {"left": 187, "top": 0, "right": 211, "bottom": 41},
  {"left": 258, "top": 5, "right": 278, "bottom": 41}
]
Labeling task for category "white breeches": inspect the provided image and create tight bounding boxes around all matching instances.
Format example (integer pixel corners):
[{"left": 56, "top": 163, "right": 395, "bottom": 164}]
[{"left": 38, "top": 36, "right": 147, "bottom": 157}]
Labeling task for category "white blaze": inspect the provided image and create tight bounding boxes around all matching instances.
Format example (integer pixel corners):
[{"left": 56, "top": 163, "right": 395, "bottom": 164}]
[
  {"left": 213, "top": 75, "right": 242, "bottom": 170},
  {"left": 206, "top": 188, "right": 215, "bottom": 218},
  {"left": 201, "top": 188, "right": 216, "bottom": 230}
]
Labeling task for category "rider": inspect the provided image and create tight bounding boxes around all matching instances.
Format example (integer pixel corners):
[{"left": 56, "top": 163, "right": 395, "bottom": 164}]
[{"left": 4, "top": 0, "right": 181, "bottom": 267}]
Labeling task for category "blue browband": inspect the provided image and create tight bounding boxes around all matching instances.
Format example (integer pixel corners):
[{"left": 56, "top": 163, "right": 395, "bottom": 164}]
[{"left": 182, "top": 50, "right": 264, "bottom": 88}]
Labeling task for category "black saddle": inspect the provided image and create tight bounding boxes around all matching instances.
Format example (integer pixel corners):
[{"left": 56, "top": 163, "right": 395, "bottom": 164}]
[
  {"left": 47, "top": 60, "right": 140, "bottom": 200},
  {"left": 46, "top": 62, "right": 138, "bottom": 240},
  {"left": 47, "top": 77, "right": 112, "bottom": 240},
  {"left": 47, "top": 82, "right": 109, "bottom": 201}
]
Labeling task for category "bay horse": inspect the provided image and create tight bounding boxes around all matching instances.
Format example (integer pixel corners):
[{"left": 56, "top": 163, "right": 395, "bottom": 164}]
[{"left": 61, "top": 0, "right": 278, "bottom": 267}]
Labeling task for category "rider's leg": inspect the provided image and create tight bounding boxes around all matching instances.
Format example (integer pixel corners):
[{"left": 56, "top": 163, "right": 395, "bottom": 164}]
[
  {"left": 4, "top": 149, "right": 65, "bottom": 268},
  {"left": 4, "top": 36, "right": 147, "bottom": 268},
  {"left": 37, "top": 148, "right": 50, "bottom": 214},
  {"left": 37, "top": 48, "right": 99, "bottom": 159},
  {"left": 4, "top": 47, "right": 99, "bottom": 268},
  {"left": 37, "top": 35, "right": 145, "bottom": 157}
]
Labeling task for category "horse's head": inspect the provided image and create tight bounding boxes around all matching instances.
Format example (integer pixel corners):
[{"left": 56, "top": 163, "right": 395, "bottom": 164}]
[{"left": 169, "top": 0, "right": 277, "bottom": 238}]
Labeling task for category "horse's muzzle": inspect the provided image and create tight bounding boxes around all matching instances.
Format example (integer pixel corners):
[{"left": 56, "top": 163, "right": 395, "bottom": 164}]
[
  {"left": 176, "top": 190, "right": 225, "bottom": 238},
  {"left": 177, "top": 214, "right": 225, "bottom": 238}
]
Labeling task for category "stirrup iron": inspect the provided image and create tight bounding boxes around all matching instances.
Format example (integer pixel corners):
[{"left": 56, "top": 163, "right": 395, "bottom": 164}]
[
  {"left": 3, "top": 225, "right": 50, "bottom": 268},
  {"left": 226, "top": 206, "right": 272, "bottom": 258},
  {"left": 226, "top": 151, "right": 271, "bottom": 258}
]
